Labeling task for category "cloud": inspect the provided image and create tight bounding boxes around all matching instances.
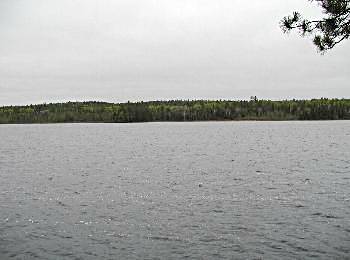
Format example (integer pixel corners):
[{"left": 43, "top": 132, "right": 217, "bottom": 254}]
[{"left": 0, "top": 0, "right": 349, "bottom": 105}]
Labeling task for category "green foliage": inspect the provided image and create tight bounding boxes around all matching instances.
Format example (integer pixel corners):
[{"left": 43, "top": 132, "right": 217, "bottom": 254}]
[
  {"left": 281, "top": 0, "right": 350, "bottom": 52},
  {"left": 0, "top": 99, "right": 349, "bottom": 123}
]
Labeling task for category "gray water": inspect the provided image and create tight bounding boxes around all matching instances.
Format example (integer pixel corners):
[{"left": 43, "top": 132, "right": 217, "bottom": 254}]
[{"left": 0, "top": 122, "right": 349, "bottom": 260}]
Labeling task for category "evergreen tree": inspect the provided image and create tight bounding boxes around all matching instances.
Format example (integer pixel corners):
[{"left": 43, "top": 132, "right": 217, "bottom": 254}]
[{"left": 281, "top": 0, "right": 350, "bottom": 52}]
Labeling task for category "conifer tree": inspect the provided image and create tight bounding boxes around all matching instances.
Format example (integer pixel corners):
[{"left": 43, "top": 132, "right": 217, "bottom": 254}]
[{"left": 281, "top": 0, "right": 350, "bottom": 52}]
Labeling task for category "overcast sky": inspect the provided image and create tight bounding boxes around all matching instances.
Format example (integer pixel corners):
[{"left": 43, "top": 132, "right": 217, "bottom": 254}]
[{"left": 0, "top": 0, "right": 349, "bottom": 105}]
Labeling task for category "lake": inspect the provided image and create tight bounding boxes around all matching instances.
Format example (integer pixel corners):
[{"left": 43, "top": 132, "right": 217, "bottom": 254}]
[{"left": 0, "top": 122, "right": 349, "bottom": 259}]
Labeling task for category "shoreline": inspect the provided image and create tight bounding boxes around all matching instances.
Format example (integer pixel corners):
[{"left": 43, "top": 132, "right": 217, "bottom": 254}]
[
  {"left": 1, "top": 99, "right": 350, "bottom": 124},
  {"left": 1, "top": 119, "right": 350, "bottom": 125}
]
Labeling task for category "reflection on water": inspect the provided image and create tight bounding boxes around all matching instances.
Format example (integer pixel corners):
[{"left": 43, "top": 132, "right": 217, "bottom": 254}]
[{"left": 0, "top": 121, "right": 349, "bottom": 259}]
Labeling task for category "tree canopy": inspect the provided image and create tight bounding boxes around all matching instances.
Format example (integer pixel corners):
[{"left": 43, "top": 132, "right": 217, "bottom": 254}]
[
  {"left": 281, "top": 0, "right": 350, "bottom": 52},
  {"left": 0, "top": 99, "right": 349, "bottom": 124}
]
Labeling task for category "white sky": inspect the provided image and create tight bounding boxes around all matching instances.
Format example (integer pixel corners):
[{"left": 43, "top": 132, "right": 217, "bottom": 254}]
[{"left": 0, "top": 0, "right": 349, "bottom": 105}]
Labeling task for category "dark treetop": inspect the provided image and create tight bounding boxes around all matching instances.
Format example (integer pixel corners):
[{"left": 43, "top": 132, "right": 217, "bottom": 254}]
[
  {"left": 0, "top": 98, "right": 349, "bottom": 123},
  {"left": 281, "top": 0, "right": 350, "bottom": 52}
]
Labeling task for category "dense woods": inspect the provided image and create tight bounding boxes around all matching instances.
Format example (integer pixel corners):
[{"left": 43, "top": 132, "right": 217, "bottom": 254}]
[{"left": 0, "top": 98, "right": 349, "bottom": 124}]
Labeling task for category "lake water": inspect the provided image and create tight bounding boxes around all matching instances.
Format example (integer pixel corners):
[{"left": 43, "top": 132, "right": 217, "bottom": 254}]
[{"left": 0, "top": 122, "right": 349, "bottom": 259}]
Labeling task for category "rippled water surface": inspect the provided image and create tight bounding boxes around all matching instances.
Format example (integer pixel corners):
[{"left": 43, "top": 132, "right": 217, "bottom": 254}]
[{"left": 1, "top": 122, "right": 350, "bottom": 259}]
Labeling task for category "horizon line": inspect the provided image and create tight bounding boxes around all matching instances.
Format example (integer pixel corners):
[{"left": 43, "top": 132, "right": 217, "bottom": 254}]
[{"left": 2, "top": 97, "right": 350, "bottom": 108}]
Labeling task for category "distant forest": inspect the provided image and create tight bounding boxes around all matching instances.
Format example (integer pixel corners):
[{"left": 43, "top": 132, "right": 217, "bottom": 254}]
[{"left": 0, "top": 98, "right": 350, "bottom": 123}]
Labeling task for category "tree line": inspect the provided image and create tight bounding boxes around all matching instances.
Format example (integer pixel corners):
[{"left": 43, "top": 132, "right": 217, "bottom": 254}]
[{"left": 0, "top": 98, "right": 349, "bottom": 124}]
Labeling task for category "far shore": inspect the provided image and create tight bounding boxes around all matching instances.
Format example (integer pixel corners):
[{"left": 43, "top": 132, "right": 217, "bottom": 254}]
[{"left": 1, "top": 99, "right": 349, "bottom": 124}]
